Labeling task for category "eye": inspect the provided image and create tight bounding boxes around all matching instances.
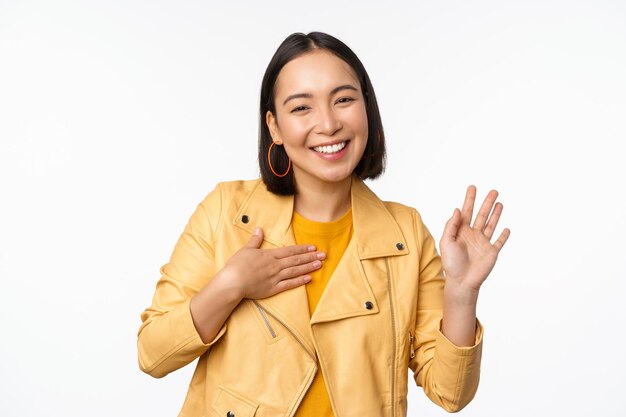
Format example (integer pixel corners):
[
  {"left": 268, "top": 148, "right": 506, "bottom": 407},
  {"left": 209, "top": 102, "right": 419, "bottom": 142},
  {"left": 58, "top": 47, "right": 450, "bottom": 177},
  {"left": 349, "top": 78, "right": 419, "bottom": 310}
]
[
  {"left": 291, "top": 105, "right": 309, "bottom": 113},
  {"left": 336, "top": 97, "right": 355, "bottom": 104}
]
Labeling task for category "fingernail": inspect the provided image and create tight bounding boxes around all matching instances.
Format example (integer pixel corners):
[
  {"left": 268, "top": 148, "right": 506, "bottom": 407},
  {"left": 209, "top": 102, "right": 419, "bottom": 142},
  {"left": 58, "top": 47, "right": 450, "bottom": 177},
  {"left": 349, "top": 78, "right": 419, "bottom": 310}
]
[
  {"left": 307, "top": 245, "right": 316, "bottom": 251},
  {"left": 317, "top": 252, "right": 326, "bottom": 260},
  {"left": 254, "top": 227, "right": 261, "bottom": 236},
  {"left": 313, "top": 260, "right": 322, "bottom": 268},
  {"left": 303, "top": 275, "right": 312, "bottom": 283}
]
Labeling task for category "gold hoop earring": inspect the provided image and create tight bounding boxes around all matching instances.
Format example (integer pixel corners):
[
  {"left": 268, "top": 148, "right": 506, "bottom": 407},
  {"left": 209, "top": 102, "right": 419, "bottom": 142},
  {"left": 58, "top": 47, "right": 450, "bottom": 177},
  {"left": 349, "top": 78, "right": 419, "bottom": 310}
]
[{"left": 268, "top": 142, "right": 291, "bottom": 177}]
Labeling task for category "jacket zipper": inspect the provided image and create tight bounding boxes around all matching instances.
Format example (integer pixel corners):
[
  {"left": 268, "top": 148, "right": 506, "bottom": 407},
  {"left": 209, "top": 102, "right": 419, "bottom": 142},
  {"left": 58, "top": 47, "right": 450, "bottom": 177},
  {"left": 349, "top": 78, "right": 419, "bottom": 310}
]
[
  {"left": 409, "top": 331, "right": 415, "bottom": 359},
  {"left": 254, "top": 304, "right": 318, "bottom": 416},
  {"left": 253, "top": 301, "right": 277, "bottom": 338},
  {"left": 385, "top": 258, "right": 397, "bottom": 417}
]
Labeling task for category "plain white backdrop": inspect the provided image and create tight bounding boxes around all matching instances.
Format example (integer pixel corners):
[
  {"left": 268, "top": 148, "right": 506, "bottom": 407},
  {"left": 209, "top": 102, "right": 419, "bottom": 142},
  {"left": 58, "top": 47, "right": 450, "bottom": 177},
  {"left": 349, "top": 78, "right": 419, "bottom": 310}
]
[{"left": 1, "top": 0, "right": 625, "bottom": 416}]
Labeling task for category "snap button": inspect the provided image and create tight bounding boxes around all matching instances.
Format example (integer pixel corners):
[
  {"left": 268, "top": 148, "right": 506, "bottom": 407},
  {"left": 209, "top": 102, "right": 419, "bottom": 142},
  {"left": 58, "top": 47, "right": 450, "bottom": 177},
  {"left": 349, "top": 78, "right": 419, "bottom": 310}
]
[
  {"left": 241, "top": 215, "right": 249, "bottom": 224},
  {"left": 365, "top": 301, "right": 374, "bottom": 310},
  {"left": 395, "top": 242, "right": 404, "bottom": 250},
  {"left": 227, "top": 411, "right": 235, "bottom": 417}
]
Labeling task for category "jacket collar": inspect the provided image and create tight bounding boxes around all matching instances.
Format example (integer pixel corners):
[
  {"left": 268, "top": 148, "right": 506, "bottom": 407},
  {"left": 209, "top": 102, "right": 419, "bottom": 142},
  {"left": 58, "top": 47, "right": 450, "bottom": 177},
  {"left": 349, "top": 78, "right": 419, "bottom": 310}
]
[{"left": 232, "top": 176, "right": 409, "bottom": 259}]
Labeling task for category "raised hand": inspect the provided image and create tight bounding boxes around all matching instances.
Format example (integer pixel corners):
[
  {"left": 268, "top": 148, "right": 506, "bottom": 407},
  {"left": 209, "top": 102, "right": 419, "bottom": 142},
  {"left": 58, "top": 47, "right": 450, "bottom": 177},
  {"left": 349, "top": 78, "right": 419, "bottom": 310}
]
[
  {"left": 440, "top": 185, "right": 510, "bottom": 294},
  {"left": 223, "top": 227, "right": 325, "bottom": 300}
]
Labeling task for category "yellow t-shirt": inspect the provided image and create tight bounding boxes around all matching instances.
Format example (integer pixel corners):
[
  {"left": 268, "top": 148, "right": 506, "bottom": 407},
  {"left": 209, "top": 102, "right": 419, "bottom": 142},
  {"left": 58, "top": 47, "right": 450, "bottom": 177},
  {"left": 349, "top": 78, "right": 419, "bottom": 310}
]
[{"left": 292, "top": 207, "right": 353, "bottom": 417}]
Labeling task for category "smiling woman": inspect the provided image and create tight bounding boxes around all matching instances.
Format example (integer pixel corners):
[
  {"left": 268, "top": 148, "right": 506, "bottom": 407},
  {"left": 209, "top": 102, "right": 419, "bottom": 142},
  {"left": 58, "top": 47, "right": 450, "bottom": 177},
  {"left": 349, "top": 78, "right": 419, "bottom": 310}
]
[{"left": 137, "top": 31, "right": 510, "bottom": 417}]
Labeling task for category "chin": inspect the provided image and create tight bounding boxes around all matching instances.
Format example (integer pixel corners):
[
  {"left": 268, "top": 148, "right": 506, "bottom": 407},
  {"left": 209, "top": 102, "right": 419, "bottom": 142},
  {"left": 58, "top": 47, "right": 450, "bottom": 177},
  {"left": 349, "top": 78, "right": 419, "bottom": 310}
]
[
  {"left": 319, "top": 171, "right": 354, "bottom": 184},
  {"left": 294, "top": 164, "right": 356, "bottom": 188}
]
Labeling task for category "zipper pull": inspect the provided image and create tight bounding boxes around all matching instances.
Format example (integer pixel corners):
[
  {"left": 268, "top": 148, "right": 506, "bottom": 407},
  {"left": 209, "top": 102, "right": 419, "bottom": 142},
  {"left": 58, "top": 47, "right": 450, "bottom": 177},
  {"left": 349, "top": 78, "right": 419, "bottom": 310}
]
[{"left": 409, "top": 331, "right": 415, "bottom": 359}]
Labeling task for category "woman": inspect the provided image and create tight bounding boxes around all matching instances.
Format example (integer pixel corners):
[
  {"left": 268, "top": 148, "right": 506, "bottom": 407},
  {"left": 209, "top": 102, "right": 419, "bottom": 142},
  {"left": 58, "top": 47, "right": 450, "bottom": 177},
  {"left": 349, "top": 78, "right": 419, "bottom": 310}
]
[{"left": 137, "top": 31, "right": 510, "bottom": 417}]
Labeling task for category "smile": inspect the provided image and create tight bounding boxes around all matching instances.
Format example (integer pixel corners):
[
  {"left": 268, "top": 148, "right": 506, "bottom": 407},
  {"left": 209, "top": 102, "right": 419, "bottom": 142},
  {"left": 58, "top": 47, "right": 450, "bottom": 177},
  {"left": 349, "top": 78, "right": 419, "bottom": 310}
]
[{"left": 312, "top": 140, "right": 348, "bottom": 154}]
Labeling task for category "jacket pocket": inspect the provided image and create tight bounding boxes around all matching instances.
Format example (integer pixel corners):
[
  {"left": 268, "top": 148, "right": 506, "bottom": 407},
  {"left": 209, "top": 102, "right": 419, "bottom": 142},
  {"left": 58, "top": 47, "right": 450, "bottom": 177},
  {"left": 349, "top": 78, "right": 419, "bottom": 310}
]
[{"left": 211, "top": 385, "right": 258, "bottom": 417}]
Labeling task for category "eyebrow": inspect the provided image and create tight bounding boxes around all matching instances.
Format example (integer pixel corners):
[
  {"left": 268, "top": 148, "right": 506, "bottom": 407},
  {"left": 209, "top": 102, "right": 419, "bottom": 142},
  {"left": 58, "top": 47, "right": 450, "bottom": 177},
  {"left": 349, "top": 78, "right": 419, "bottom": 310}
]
[{"left": 282, "top": 84, "right": 359, "bottom": 106}]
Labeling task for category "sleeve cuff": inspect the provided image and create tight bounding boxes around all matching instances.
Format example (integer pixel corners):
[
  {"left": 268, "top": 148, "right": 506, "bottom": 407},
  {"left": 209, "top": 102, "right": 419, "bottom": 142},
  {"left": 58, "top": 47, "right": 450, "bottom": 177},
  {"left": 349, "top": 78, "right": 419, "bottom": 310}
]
[{"left": 137, "top": 298, "right": 228, "bottom": 377}]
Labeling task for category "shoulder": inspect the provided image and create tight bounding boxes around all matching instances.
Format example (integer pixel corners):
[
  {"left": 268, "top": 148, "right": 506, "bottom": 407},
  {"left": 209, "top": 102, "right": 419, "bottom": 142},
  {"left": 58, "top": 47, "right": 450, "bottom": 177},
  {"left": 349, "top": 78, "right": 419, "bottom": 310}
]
[
  {"left": 358, "top": 179, "right": 427, "bottom": 228},
  {"left": 198, "top": 178, "right": 263, "bottom": 205},
  {"left": 383, "top": 200, "right": 430, "bottom": 237},
  {"left": 195, "top": 178, "right": 263, "bottom": 222},
  {"left": 383, "top": 200, "right": 419, "bottom": 219},
  {"left": 355, "top": 178, "right": 431, "bottom": 237},
  {"left": 355, "top": 179, "right": 433, "bottom": 249}
]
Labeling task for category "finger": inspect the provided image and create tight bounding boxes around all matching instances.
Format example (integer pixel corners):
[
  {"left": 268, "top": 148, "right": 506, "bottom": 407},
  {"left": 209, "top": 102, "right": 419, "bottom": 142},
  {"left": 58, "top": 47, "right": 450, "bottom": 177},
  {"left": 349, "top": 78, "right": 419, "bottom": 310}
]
[
  {"left": 271, "top": 243, "right": 317, "bottom": 259},
  {"left": 441, "top": 208, "right": 462, "bottom": 245},
  {"left": 483, "top": 202, "right": 503, "bottom": 240},
  {"left": 274, "top": 274, "right": 312, "bottom": 293},
  {"left": 493, "top": 228, "right": 511, "bottom": 252},
  {"left": 277, "top": 250, "right": 326, "bottom": 270},
  {"left": 244, "top": 227, "right": 264, "bottom": 249},
  {"left": 279, "top": 259, "right": 323, "bottom": 280},
  {"left": 460, "top": 185, "right": 477, "bottom": 226},
  {"left": 473, "top": 189, "right": 499, "bottom": 231}
]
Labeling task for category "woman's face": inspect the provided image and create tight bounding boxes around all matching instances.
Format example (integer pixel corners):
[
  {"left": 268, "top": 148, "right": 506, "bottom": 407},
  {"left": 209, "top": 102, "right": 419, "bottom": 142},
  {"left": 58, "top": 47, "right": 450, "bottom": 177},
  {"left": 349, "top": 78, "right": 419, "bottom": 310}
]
[{"left": 266, "top": 49, "right": 368, "bottom": 190}]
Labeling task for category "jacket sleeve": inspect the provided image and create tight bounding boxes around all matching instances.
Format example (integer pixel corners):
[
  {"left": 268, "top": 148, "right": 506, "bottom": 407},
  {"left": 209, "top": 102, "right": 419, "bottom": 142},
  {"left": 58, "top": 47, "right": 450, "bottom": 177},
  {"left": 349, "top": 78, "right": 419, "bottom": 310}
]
[
  {"left": 408, "top": 209, "right": 483, "bottom": 412},
  {"left": 137, "top": 183, "right": 227, "bottom": 378}
]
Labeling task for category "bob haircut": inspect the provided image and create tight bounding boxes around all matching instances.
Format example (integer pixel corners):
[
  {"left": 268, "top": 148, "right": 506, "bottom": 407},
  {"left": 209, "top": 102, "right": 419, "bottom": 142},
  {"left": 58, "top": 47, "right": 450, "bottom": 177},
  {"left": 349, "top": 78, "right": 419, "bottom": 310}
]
[{"left": 259, "top": 31, "right": 386, "bottom": 195}]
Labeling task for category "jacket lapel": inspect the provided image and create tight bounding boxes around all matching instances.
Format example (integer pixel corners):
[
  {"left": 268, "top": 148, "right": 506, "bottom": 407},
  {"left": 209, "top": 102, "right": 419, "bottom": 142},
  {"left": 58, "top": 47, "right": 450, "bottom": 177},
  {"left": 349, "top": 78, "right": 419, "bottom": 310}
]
[
  {"left": 310, "top": 177, "right": 409, "bottom": 325},
  {"left": 350, "top": 177, "right": 409, "bottom": 260},
  {"left": 231, "top": 177, "right": 411, "bottom": 351}
]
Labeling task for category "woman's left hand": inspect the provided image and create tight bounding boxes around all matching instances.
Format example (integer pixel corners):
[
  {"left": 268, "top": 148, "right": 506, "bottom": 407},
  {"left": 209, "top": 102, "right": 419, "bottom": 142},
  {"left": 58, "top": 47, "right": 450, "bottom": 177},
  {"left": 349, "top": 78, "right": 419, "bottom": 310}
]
[{"left": 440, "top": 185, "right": 510, "bottom": 295}]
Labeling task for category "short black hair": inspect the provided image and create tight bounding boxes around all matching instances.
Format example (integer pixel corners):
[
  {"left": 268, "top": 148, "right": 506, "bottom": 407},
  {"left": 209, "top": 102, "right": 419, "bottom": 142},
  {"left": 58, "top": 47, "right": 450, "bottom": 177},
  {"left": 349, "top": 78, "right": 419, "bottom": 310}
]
[{"left": 259, "top": 31, "right": 386, "bottom": 195}]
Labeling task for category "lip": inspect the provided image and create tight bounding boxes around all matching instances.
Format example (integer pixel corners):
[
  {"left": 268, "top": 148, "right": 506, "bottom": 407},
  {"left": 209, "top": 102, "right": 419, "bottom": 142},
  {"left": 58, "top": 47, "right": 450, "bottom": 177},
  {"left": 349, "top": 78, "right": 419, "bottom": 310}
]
[{"left": 310, "top": 139, "right": 350, "bottom": 161}]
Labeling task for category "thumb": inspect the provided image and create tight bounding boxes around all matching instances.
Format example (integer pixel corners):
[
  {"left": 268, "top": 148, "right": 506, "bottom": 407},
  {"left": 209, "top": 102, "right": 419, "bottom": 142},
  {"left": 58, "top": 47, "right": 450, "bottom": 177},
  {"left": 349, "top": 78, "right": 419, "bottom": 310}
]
[
  {"left": 245, "top": 227, "right": 264, "bottom": 249},
  {"left": 441, "top": 208, "right": 461, "bottom": 246}
]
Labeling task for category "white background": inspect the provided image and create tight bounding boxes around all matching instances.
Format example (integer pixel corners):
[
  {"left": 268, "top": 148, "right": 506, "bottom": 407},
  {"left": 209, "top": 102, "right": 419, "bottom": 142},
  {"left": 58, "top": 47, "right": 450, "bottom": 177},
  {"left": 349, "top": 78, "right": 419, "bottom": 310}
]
[{"left": 1, "top": 0, "right": 625, "bottom": 416}]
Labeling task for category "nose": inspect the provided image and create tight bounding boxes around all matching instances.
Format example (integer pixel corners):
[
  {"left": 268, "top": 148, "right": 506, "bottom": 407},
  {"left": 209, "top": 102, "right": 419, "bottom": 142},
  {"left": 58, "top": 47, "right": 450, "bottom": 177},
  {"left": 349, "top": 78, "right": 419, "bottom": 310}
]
[{"left": 315, "top": 105, "right": 342, "bottom": 136}]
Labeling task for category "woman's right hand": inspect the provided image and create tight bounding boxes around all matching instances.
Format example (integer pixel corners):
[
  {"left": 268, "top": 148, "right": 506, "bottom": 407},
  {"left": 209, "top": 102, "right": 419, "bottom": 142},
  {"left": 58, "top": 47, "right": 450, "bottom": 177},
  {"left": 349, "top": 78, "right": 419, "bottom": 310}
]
[
  {"left": 222, "top": 227, "right": 325, "bottom": 300},
  {"left": 190, "top": 226, "right": 323, "bottom": 343}
]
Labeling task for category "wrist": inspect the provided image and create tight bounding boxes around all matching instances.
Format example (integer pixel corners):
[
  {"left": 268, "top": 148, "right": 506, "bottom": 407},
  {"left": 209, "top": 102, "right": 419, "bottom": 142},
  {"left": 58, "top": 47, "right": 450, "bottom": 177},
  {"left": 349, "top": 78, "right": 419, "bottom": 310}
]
[
  {"left": 212, "top": 269, "right": 246, "bottom": 303},
  {"left": 444, "top": 281, "right": 479, "bottom": 306}
]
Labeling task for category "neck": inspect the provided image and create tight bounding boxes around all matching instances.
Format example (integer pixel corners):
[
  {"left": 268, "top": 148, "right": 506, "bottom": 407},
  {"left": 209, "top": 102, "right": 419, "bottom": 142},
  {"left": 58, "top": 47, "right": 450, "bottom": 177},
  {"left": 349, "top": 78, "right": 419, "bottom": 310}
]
[{"left": 293, "top": 176, "right": 353, "bottom": 222}]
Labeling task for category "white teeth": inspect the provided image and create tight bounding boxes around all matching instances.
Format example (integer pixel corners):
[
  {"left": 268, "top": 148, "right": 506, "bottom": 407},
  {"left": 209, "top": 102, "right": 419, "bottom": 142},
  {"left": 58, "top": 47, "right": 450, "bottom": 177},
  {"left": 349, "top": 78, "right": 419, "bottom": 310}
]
[{"left": 313, "top": 141, "right": 347, "bottom": 154}]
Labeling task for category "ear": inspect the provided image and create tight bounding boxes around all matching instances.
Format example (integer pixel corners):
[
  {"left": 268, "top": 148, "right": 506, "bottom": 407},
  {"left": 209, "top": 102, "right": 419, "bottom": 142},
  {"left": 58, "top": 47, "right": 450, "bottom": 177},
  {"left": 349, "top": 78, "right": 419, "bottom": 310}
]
[{"left": 266, "top": 110, "right": 282, "bottom": 144}]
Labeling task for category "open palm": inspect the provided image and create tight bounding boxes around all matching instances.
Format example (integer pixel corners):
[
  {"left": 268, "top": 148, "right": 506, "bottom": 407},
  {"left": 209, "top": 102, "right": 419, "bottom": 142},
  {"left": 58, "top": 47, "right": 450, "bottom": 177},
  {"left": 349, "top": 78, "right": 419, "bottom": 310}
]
[{"left": 440, "top": 186, "right": 510, "bottom": 292}]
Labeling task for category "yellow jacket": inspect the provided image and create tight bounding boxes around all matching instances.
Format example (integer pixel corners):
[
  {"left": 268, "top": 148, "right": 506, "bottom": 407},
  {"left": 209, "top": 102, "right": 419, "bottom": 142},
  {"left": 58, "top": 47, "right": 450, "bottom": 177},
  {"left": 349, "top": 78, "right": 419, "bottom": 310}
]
[{"left": 137, "top": 176, "right": 483, "bottom": 417}]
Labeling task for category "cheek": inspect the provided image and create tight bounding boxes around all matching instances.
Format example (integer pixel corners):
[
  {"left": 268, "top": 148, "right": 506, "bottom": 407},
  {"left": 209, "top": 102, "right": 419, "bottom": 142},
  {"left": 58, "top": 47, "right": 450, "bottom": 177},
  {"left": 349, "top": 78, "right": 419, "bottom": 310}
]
[
  {"left": 279, "top": 118, "right": 311, "bottom": 145},
  {"left": 348, "top": 105, "right": 369, "bottom": 141}
]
